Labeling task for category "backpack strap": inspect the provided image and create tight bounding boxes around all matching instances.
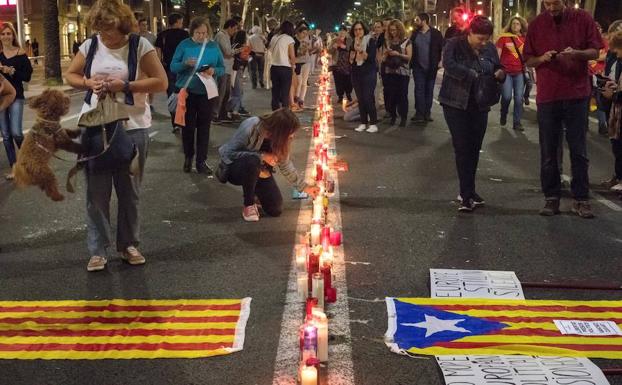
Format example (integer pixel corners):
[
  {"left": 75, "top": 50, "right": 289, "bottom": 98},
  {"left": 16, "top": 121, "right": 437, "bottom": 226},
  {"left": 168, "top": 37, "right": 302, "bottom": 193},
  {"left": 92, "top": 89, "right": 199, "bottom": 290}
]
[{"left": 83, "top": 34, "right": 140, "bottom": 106}]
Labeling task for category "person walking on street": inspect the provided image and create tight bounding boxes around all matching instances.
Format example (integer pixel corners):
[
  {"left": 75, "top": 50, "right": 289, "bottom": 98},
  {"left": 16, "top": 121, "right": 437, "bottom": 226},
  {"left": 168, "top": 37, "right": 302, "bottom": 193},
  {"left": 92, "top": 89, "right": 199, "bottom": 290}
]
[
  {"left": 328, "top": 26, "right": 353, "bottom": 104},
  {"left": 230, "top": 29, "right": 251, "bottom": 119},
  {"left": 218, "top": 108, "right": 319, "bottom": 222},
  {"left": 171, "top": 17, "right": 225, "bottom": 175},
  {"left": 524, "top": 0, "right": 603, "bottom": 218},
  {"left": 65, "top": 0, "right": 168, "bottom": 272},
  {"left": 31, "top": 39, "right": 39, "bottom": 65},
  {"left": 293, "top": 25, "right": 312, "bottom": 111},
  {"left": 410, "top": 13, "right": 443, "bottom": 124},
  {"left": 439, "top": 16, "right": 505, "bottom": 212},
  {"left": 0, "top": 22, "right": 32, "bottom": 180},
  {"left": 268, "top": 21, "right": 296, "bottom": 111},
  {"left": 248, "top": 26, "right": 266, "bottom": 89},
  {"left": 138, "top": 18, "right": 156, "bottom": 45},
  {"left": 214, "top": 19, "right": 239, "bottom": 123},
  {"left": 496, "top": 16, "right": 528, "bottom": 131},
  {"left": 155, "top": 13, "right": 189, "bottom": 131},
  {"left": 350, "top": 21, "right": 379, "bottom": 133},
  {"left": 382, "top": 19, "right": 411, "bottom": 127}
]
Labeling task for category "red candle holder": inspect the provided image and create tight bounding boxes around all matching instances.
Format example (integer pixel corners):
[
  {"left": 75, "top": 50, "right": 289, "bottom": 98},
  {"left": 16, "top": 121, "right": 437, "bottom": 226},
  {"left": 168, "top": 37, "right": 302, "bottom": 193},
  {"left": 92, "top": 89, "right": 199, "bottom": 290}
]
[
  {"left": 329, "top": 231, "right": 342, "bottom": 246},
  {"left": 326, "top": 287, "right": 337, "bottom": 303}
]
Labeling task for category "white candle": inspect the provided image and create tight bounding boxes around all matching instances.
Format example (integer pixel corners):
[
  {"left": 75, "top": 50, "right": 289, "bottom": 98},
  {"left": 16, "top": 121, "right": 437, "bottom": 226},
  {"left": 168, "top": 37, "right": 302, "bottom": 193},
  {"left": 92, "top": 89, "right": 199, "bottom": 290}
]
[
  {"left": 295, "top": 244, "right": 307, "bottom": 272},
  {"left": 297, "top": 272, "right": 308, "bottom": 301},
  {"left": 312, "top": 200, "right": 323, "bottom": 221},
  {"left": 312, "top": 272, "right": 324, "bottom": 309},
  {"left": 310, "top": 224, "right": 321, "bottom": 246},
  {"left": 313, "top": 311, "right": 328, "bottom": 362},
  {"left": 300, "top": 364, "right": 317, "bottom": 385},
  {"left": 321, "top": 248, "right": 333, "bottom": 268}
]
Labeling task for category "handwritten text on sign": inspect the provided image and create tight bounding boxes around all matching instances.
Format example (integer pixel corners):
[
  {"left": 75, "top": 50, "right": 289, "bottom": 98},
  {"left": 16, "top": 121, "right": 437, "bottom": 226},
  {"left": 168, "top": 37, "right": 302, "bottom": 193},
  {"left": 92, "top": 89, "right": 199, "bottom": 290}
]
[
  {"left": 430, "top": 269, "right": 524, "bottom": 299},
  {"left": 436, "top": 355, "right": 610, "bottom": 385}
]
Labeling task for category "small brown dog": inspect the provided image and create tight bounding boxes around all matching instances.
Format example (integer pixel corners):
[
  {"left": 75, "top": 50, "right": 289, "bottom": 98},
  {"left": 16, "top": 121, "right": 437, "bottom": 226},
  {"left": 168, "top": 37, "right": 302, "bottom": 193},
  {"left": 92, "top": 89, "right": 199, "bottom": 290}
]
[{"left": 13, "top": 89, "right": 83, "bottom": 201}]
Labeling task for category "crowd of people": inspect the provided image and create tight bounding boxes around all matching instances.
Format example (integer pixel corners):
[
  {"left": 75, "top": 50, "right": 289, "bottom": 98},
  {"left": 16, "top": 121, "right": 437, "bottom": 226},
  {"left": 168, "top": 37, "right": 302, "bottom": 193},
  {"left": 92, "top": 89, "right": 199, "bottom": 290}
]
[{"left": 1, "top": 0, "right": 621, "bottom": 266}]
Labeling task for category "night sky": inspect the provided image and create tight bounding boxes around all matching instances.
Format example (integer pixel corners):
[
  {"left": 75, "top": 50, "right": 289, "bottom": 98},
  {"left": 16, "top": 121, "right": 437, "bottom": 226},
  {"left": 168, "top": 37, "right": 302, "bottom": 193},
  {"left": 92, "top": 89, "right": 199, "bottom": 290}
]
[{"left": 293, "top": 0, "right": 352, "bottom": 31}]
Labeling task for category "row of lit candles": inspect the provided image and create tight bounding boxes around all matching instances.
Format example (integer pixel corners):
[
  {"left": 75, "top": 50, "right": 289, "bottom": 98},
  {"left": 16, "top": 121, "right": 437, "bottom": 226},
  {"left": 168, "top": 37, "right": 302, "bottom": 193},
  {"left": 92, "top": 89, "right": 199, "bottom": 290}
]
[{"left": 296, "top": 54, "right": 339, "bottom": 385}]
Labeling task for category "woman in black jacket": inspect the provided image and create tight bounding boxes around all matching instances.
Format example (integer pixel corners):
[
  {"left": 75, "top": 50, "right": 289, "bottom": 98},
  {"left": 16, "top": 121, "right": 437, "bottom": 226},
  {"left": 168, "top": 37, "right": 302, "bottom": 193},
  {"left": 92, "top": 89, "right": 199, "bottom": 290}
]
[
  {"left": 349, "top": 21, "right": 378, "bottom": 133},
  {"left": 439, "top": 16, "right": 505, "bottom": 212},
  {"left": 0, "top": 22, "right": 32, "bottom": 180}
]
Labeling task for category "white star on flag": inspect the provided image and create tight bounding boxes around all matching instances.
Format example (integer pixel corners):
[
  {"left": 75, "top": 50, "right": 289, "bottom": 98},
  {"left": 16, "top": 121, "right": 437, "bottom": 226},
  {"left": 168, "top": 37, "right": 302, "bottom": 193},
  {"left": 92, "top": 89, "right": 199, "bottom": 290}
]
[{"left": 401, "top": 314, "right": 470, "bottom": 338}]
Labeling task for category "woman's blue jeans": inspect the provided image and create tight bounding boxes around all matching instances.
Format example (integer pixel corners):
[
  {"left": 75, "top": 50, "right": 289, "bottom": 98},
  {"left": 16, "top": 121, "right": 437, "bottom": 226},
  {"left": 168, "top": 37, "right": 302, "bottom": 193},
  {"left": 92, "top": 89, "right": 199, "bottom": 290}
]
[
  {"left": 500, "top": 73, "right": 524, "bottom": 126},
  {"left": 0, "top": 99, "right": 25, "bottom": 167}
]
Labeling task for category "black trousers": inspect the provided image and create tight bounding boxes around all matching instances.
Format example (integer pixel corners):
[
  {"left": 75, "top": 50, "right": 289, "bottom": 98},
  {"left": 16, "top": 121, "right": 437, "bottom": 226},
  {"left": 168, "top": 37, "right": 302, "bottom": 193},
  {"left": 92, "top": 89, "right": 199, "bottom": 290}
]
[
  {"left": 443, "top": 105, "right": 488, "bottom": 202},
  {"left": 352, "top": 69, "right": 377, "bottom": 125},
  {"left": 250, "top": 54, "right": 265, "bottom": 88},
  {"left": 333, "top": 71, "right": 352, "bottom": 100},
  {"left": 612, "top": 138, "right": 622, "bottom": 180},
  {"left": 183, "top": 93, "right": 215, "bottom": 166},
  {"left": 537, "top": 98, "right": 590, "bottom": 200},
  {"left": 270, "top": 65, "right": 293, "bottom": 111},
  {"left": 227, "top": 154, "right": 283, "bottom": 217},
  {"left": 384, "top": 73, "right": 409, "bottom": 120}
]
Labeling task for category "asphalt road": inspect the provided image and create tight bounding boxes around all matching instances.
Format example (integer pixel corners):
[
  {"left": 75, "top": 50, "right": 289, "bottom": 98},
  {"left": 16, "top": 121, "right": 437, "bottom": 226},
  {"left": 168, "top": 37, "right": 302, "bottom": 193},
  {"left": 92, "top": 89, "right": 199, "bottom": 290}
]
[{"left": 0, "top": 74, "right": 621, "bottom": 385}]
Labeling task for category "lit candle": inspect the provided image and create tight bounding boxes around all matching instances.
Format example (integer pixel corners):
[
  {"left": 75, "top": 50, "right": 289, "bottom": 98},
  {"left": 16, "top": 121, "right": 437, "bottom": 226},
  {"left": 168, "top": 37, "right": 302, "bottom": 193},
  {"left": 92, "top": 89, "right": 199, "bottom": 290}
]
[
  {"left": 312, "top": 200, "right": 323, "bottom": 221},
  {"left": 301, "top": 324, "right": 318, "bottom": 363},
  {"left": 297, "top": 272, "right": 308, "bottom": 301},
  {"left": 310, "top": 224, "right": 321, "bottom": 246},
  {"left": 300, "top": 364, "right": 317, "bottom": 385},
  {"left": 321, "top": 247, "right": 333, "bottom": 268},
  {"left": 312, "top": 272, "right": 325, "bottom": 309},
  {"left": 326, "top": 287, "right": 337, "bottom": 303},
  {"left": 307, "top": 252, "right": 320, "bottom": 276},
  {"left": 330, "top": 230, "right": 342, "bottom": 246}
]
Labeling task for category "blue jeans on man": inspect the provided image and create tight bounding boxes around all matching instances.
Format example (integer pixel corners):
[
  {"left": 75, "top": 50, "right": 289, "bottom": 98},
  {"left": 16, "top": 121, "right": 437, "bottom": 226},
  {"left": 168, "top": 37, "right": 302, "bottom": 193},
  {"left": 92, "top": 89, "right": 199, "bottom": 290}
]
[
  {"left": 500, "top": 73, "right": 525, "bottom": 128},
  {"left": 413, "top": 66, "right": 437, "bottom": 121}
]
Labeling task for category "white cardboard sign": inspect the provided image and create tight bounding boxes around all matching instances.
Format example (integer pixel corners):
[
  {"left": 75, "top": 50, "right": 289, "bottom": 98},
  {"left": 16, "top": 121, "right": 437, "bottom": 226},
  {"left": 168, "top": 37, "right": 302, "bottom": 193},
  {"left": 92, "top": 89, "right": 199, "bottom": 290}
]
[
  {"left": 436, "top": 355, "right": 610, "bottom": 385},
  {"left": 554, "top": 320, "right": 622, "bottom": 336},
  {"left": 430, "top": 269, "right": 524, "bottom": 299}
]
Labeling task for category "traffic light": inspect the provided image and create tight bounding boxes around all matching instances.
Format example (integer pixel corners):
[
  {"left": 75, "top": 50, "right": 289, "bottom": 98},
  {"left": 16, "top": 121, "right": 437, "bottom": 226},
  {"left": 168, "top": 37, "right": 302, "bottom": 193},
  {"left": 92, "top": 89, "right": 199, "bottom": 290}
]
[
  {"left": 334, "top": 25, "right": 340, "bottom": 32},
  {"left": 309, "top": 23, "right": 316, "bottom": 29}
]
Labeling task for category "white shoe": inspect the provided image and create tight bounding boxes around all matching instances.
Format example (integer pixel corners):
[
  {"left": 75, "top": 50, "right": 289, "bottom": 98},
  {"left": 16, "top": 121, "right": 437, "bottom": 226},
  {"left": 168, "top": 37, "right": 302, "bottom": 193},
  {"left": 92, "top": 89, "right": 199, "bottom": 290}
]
[
  {"left": 355, "top": 124, "right": 367, "bottom": 132},
  {"left": 243, "top": 204, "right": 260, "bottom": 222},
  {"left": 611, "top": 183, "right": 622, "bottom": 192},
  {"left": 366, "top": 125, "right": 378, "bottom": 133}
]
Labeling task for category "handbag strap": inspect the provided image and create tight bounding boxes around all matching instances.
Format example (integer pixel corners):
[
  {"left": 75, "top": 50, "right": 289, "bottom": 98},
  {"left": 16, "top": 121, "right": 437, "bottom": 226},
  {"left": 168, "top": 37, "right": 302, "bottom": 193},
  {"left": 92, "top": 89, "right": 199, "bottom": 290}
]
[
  {"left": 510, "top": 36, "right": 526, "bottom": 67},
  {"left": 183, "top": 39, "right": 208, "bottom": 89}
]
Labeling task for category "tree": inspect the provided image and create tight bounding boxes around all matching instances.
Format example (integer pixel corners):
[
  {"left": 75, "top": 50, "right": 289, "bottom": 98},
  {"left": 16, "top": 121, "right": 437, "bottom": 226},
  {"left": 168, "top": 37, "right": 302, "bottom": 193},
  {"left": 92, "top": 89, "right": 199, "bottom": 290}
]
[{"left": 42, "top": 0, "right": 62, "bottom": 84}]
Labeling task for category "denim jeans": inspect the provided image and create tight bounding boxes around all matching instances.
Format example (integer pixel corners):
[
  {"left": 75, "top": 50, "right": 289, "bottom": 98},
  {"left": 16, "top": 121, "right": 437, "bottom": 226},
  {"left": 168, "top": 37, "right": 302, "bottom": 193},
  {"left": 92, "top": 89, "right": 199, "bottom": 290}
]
[
  {"left": 537, "top": 98, "right": 590, "bottom": 200},
  {"left": 229, "top": 68, "right": 244, "bottom": 113},
  {"left": 0, "top": 98, "right": 25, "bottom": 167},
  {"left": 270, "top": 65, "right": 293, "bottom": 110},
  {"left": 351, "top": 69, "right": 377, "bottom": 125},
  {"left": 85, "top": 128, "right": 149, "bottom": 257},
  {"left": 443, "top": 105, "right": 488, "bottom": 202},
  {"left": 413, "top": 67, "right": 437, "bottom": 118},
  {"left": 500, "top": 73, "right": 525, "bottom": 126},
  {"left": 215, "top": 73, "right": 231, "bottom": 119}
]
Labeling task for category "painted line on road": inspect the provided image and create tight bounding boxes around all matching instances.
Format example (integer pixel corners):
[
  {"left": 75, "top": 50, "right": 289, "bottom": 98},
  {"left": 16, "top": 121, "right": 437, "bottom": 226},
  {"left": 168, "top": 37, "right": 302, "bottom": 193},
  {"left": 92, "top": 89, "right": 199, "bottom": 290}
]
[
  {"left": 561, "top": 174, "right": 622, "bottom": 212},
  {"left": 149, "top": 130, "right": 159, "bottom": 138},
  {"left": 272, "top": 113, "right": 354, "bottom": 384}
]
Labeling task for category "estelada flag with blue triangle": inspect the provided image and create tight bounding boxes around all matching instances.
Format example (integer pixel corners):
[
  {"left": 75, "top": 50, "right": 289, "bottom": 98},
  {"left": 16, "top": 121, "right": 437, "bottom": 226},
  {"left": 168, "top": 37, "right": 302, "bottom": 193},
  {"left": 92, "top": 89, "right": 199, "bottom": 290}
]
[{"left": 385, "top": 298, "right": 622, "bottom": 359}]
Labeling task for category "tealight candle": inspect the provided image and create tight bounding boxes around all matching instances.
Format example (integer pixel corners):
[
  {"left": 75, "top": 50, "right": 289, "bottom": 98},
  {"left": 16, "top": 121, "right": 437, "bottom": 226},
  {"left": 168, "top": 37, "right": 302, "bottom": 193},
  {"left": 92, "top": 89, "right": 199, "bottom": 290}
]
[
  {"left": 312, "top": 272, "right": 325, "bottom": 309},
  {"left": 300, "top": 364, "right": 317, "bottom": 385},
  {"left": 297, "top": 272, "right": 308, "bottom": 301}
]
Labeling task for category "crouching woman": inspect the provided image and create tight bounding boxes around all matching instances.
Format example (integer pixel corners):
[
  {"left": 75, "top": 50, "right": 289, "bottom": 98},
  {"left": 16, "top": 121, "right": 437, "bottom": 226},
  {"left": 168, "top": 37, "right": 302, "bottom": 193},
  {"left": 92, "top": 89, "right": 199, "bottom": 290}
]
[{"left": 218, "top": 108, "right": 319, "bottom": 221}]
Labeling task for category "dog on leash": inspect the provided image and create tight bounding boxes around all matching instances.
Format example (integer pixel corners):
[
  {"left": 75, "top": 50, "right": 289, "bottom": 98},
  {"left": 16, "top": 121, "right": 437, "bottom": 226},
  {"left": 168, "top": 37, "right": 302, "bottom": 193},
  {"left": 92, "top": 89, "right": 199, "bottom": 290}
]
[{"left": 13, "top": 89, "right": 83, "bottom": 201}]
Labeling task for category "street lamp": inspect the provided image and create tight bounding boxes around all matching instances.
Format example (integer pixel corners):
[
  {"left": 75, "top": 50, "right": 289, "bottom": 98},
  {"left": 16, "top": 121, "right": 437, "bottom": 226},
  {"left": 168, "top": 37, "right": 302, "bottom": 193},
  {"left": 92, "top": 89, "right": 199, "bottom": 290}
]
[{"left": 76, "top": 3, "right": 81, "bottom": 42}]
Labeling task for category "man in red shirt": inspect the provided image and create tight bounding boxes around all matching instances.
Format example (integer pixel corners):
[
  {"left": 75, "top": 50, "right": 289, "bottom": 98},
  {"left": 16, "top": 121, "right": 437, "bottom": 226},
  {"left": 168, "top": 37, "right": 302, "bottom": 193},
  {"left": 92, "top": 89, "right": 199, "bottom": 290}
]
[{"left": 524, "top": 0, "right": 603, "bottom": 218}]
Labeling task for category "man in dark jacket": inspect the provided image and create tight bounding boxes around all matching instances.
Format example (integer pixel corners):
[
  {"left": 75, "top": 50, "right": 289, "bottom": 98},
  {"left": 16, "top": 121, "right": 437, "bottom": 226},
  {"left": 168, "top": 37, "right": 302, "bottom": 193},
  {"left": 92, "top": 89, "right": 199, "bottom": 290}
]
[{"left": 410, "top": 13, "right": 444, "bottom": 123}]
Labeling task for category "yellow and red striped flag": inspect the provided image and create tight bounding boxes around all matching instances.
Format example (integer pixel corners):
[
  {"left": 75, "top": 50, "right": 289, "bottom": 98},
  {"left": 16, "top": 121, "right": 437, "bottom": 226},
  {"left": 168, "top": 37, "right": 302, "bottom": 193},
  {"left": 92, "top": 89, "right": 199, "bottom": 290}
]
[
  {"left": 0, "top": 298, "right": 251, "bottom": 359},
  {"left": 386, "top": 298, "right": 622, "bottom": 359}
]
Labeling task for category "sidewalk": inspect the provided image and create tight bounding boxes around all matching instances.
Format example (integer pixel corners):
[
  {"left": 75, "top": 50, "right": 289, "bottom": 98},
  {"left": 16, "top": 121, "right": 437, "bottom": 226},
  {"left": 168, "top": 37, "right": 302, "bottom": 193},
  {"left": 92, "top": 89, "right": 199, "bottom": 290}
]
[{"left": 23, "top": 59, "right": 79, "bottom": 100}]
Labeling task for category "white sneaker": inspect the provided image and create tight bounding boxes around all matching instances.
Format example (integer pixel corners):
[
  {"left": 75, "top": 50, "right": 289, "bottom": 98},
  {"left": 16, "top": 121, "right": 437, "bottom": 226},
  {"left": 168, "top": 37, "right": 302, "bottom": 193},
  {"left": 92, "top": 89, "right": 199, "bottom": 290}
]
[
  {"left": 366, "top": 125, "right": 378, "bottom": 133},
  {"left": 87, "top": 256, "right": 107, "bottom": 272},
  {"left": 355, "top": 124, "right": 367, "bottom": 132},
  {"left": 243, "top": 204, "right": 260, "bottom": 222},
  {"left": 611, "top": 183, "right": 622, "bottom": 192}
]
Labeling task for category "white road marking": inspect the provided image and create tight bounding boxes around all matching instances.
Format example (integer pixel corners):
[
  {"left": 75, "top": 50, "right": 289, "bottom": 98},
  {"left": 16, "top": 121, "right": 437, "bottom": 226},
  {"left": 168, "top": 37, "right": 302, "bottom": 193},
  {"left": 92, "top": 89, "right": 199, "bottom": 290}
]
[
  {"left": 561, "top": 174, "right": 622, "bottom": 212},
  {"left": 272, "top": 119, "right": 354, "bottom": 385},
  {"left": 149, "top": 130, "right": 159, "bottom": 138}
]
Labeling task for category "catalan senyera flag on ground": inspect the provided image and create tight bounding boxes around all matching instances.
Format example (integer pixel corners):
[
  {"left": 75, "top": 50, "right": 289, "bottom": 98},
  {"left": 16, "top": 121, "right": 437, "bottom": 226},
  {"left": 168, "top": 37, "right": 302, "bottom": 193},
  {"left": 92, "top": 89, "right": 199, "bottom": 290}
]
[
  {"left": 0, "top": 298, "right": 251, "bottom": 360},
  {"left": 385, "top": 297, "right": 622, "bottom": 359}
]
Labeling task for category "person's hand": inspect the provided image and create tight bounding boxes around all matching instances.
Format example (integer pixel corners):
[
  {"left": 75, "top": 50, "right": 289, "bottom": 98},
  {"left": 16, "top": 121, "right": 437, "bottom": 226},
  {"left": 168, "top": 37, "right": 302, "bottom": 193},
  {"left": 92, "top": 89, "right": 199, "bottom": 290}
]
[
  {"left": 103, "top": 79, "right": 125, "bottom": 93},
  {"left": 494, "top": 69, "right": 506, "bottom": 81},
  {"left": 558, "top": 47, "right": 577, "bottom": 58},
  {"left": 261, "top": 152, "right": 278, "bottom": 166},
  {"left": 200, "top": 67, "right": 215, "bottom": 77},
  {"left": 186, "top": 58, "right": 197, "bottom": 67},
  {"left": 602, "top": 80, "right": 617, "bottom": 99},
  {"left": 388, "top": 50, "right": 398, "bottom": 56},
  {"left": 303, "top": 185, "right": 320, "bottom": 199},
  {"left": 540, "top": 50, "right": 557, "bottom": 63},
  {"left": 86, "top": 78, "right": 106, "bottom": 95}
]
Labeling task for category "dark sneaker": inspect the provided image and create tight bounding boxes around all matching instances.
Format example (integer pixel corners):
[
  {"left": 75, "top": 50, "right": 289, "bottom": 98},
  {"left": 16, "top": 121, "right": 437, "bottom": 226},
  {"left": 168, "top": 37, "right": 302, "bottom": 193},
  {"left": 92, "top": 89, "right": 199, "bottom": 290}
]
[
  {"left": 500, "top": 114, "right": 507, "bottom": 126},
  {"left": 458, "top": 199, "right": 474, "bottom": 212},
  {"left": 572, "top": 200, "right": 595, "bottom": 219},
  {"left": 424, "top": 115, "right": 434, "bottom": 122},
  {"left": 472, "top": 193, "right": 485, "bottom": 207},
  {"left": 399, "top": 118, "right": 406, "bottom": 127},
  {"left": 513, "top": 123, "right": 525, "bottom": 132},
  {"left": 183, "top": 158, "right": 192, "bottom": 173},
  {"left": 539, "top": 199, "right": 560, "bottom": 216},
  {"left": 239, "top": 108, "right": 251, "bottom": 116},
  {"left": 197, "top": 163, "right": 214, "bottom": 176},
  {"left": 524, "top": 97, "right": 530, "bottom": 106},
  {"left": 212, "top": 116, "right": 221, "bottom": 124},
  {"left": 411, "top": 115, "right": 425, "bottom": 124}
]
